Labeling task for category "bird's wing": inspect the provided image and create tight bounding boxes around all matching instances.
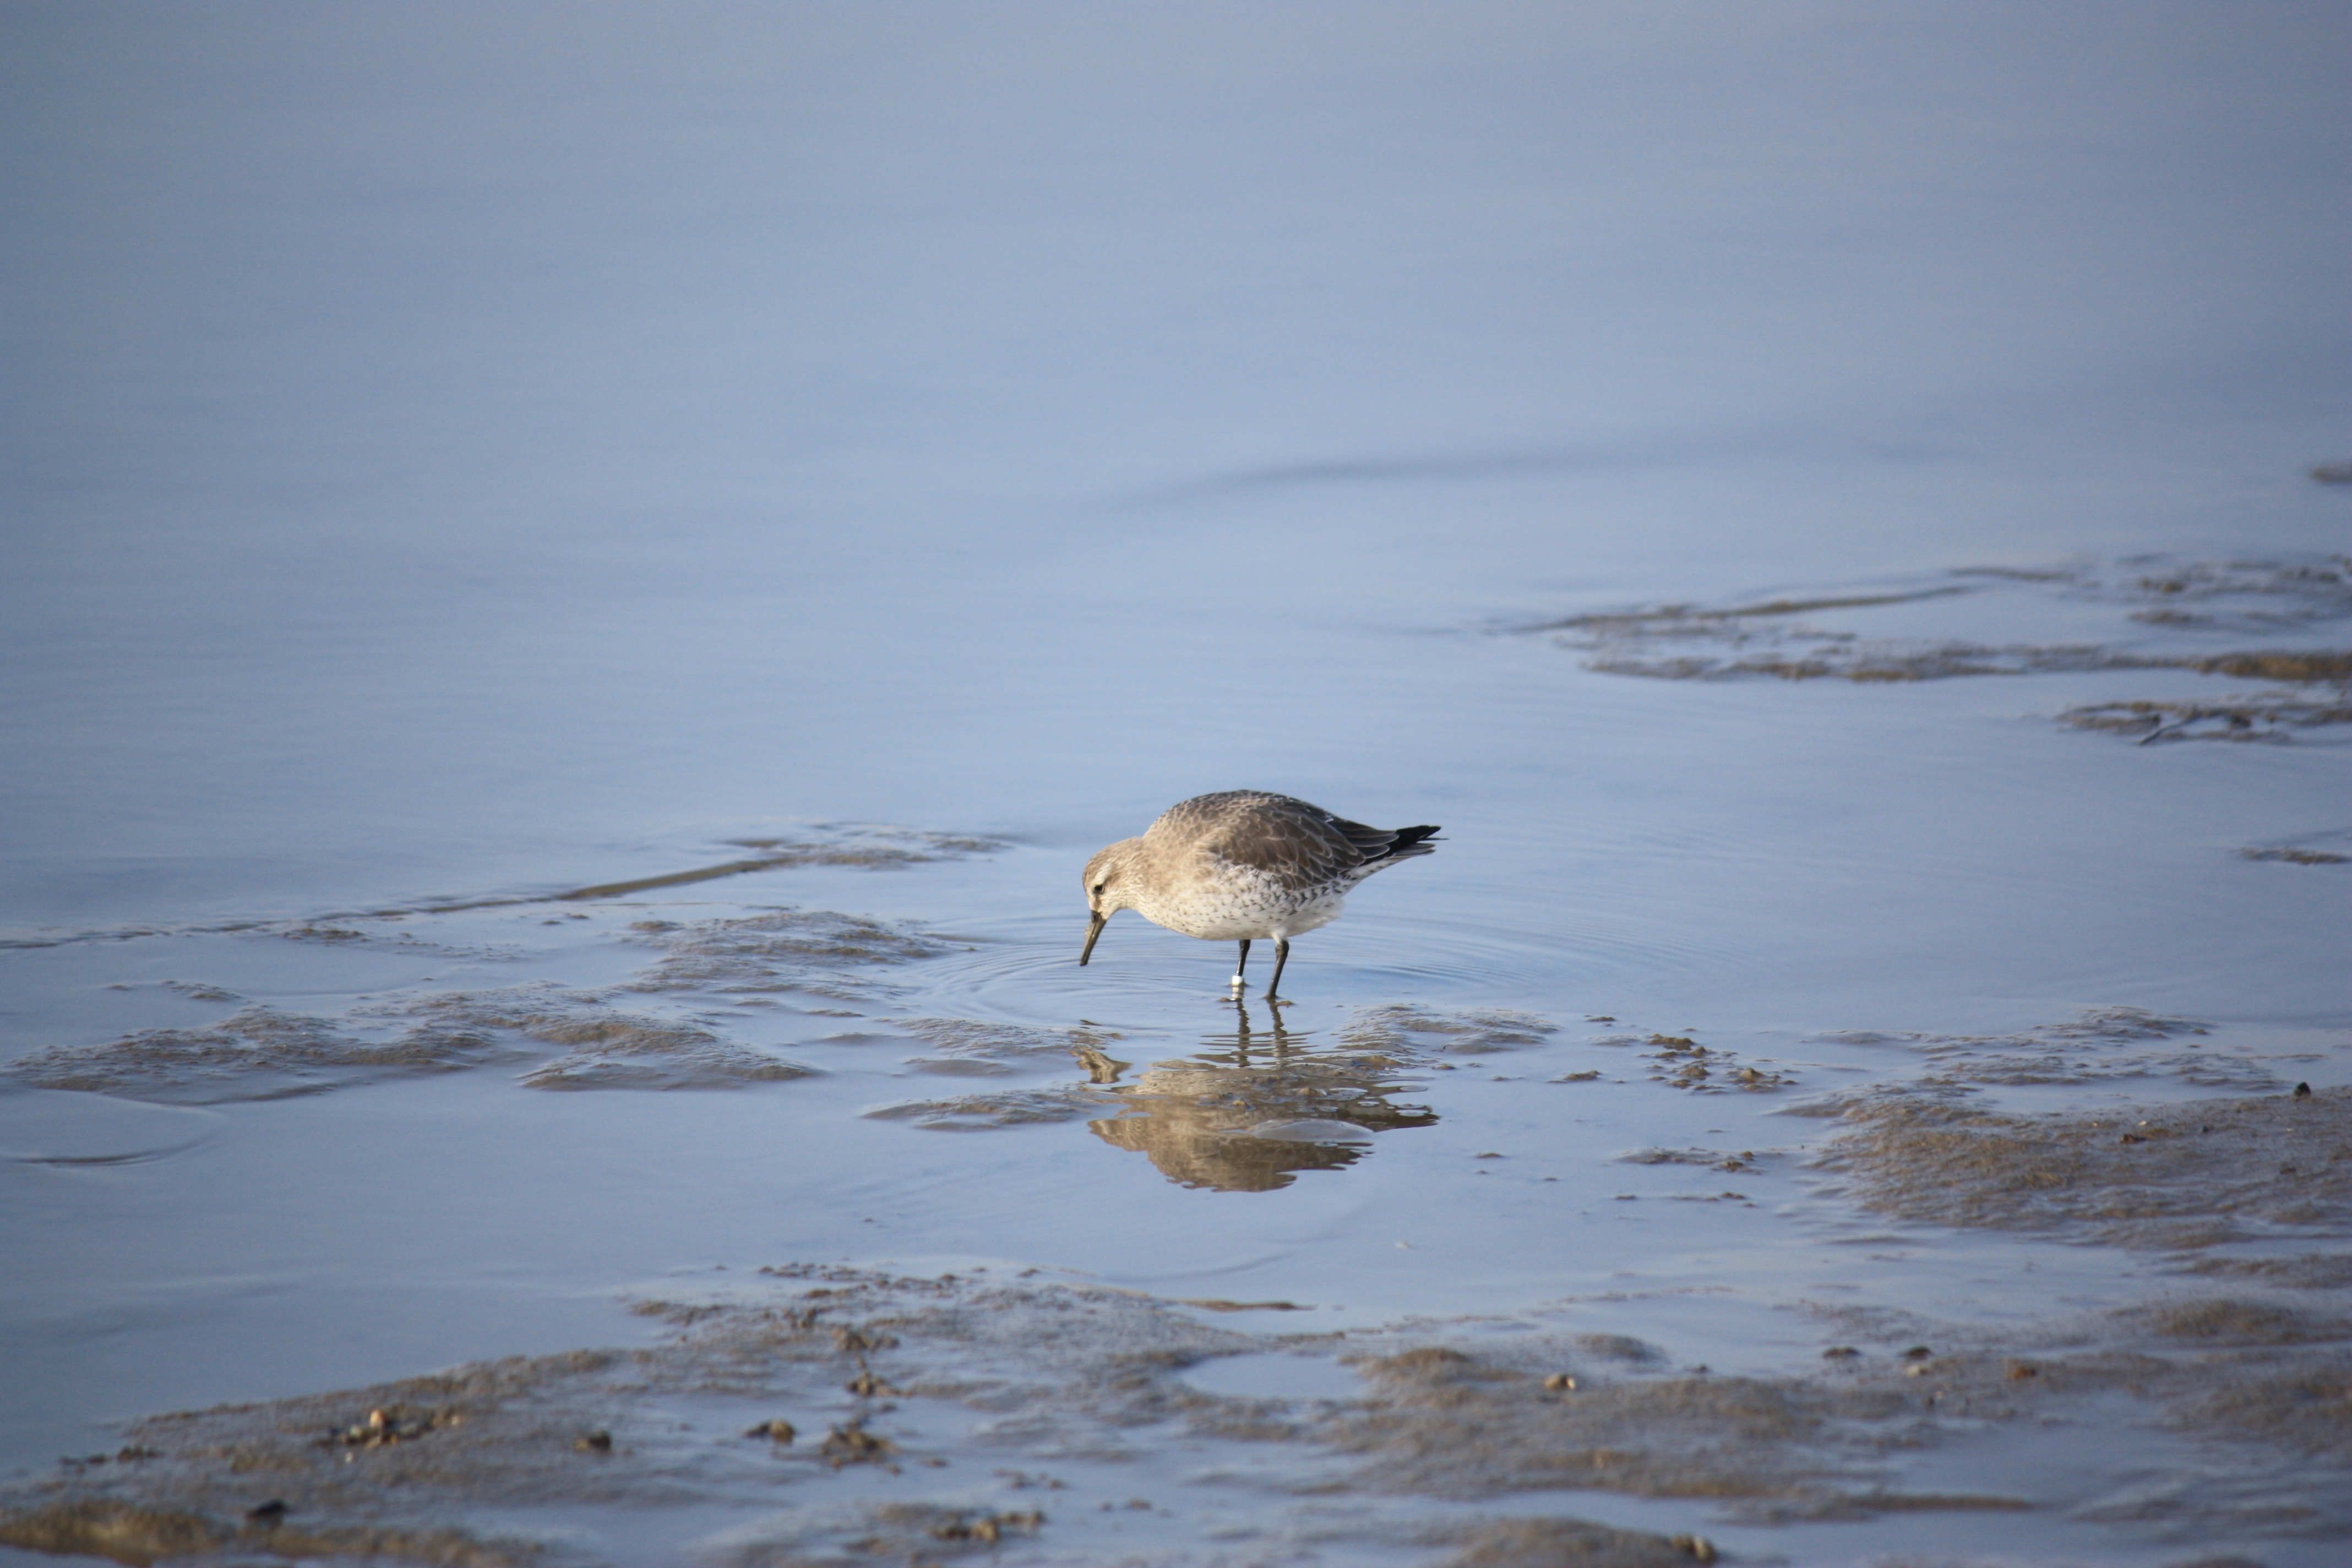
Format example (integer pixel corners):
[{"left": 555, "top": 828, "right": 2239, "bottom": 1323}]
[
  {"left": 1166, "top": 793, "right": 1365, "bottom": 881},
  {"left": 1153, "top": 791, "right": 1439, "bottom": 880}
]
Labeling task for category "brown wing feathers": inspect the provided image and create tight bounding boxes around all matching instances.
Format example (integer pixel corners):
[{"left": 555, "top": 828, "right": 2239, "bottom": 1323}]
[{"left": 1156, "top": 791, "right": 1439, "bottom": 877}]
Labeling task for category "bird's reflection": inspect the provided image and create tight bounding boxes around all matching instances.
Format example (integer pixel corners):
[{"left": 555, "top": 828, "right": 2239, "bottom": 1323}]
[{"left": 1087, "top": 998, "right": 1438, "bottom": 1191}]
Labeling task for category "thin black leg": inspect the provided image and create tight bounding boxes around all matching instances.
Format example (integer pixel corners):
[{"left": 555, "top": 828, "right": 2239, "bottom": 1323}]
[
  {"left": 1233, "top": 938, "right": 1251, "bottom": 988},
  {"left": 1265, "top": 937, "right": 1291, "bottom": 1000}
]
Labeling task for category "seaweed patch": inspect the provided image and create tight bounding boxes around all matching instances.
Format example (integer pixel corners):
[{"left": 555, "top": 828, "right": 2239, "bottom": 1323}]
[
  {"left": 11, "top": 1267, "right": 2345, "bottom": 1565},
  {"left": 8, "top": 1008, "right": 508, "bottom": 1105},
  {"left": 1341, "top": 1004, "right": 1559, "bottom": 1054},
  {"left": 1810, "top": 1084, "right": 2352, "bottom": 1249},
  {"left": 1523, "top": 555, "right": 2352, "bottom": 740},
  {"left": 377, "top": 987, "right": 819, "bottom": 1092},
  {"left": 1804, "top": 1006, "right": 2266, "bottom": 1092},
  {"left": 6, "top": 901, "right": 961, "bottom": 1103},
  {"left": 619, "top": 908, "right": 949, "bottom": 995}
]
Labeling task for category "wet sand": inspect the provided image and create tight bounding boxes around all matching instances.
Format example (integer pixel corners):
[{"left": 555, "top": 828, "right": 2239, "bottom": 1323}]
[
  {"left": 4, "top": 804, "right": 2345, "bottom": 1562},
  {"left": 5, "top": 1242, "right": 2346, "bottom": 1564}
]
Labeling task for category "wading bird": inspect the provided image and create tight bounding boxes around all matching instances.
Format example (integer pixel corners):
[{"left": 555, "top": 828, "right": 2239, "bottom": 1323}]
[{"left": 1080, "top": 791, "right": 1440, "bottom": 998}]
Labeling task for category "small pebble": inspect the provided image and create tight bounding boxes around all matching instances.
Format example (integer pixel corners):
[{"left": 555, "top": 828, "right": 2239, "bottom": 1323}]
[
  {"left": 1543, "top": 1373, "right": 1577, "bottom": 1391},
  {"left": 246, "top": 1500, "right": 288, "bottom": 1523},
  {"left": 575, "top": 1430, "right": 613, "bottom": 1453},
  {"left": 818, "top": 1422, "right": 897, "bottom": 1466}
]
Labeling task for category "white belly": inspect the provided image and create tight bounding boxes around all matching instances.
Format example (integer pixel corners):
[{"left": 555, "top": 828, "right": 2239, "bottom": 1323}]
[{"left": 1137, "top": 865, "right": 1348, "bottom": 942}]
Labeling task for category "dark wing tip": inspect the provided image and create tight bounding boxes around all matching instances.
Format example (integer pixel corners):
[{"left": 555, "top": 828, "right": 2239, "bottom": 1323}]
[
  {"left": 1388, "top": 824, "right": 1442, "bottom": 857},
  {"left": 1341, "top": 821, "right": 1441, "bottom": 863}
]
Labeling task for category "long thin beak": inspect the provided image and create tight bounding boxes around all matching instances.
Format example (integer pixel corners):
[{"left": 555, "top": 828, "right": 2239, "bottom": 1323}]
[{"left": 1080, "top": 910, "right": 1108, "bottom": 965}]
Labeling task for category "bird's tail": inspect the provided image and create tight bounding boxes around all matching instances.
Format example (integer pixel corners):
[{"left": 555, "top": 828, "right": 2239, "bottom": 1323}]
[
  {"left": 1378, "top": 824, "right": 1442, "bottom": 862},
  {"left": 1340, "top": 821, "right": 1440, "bottom": 867}
]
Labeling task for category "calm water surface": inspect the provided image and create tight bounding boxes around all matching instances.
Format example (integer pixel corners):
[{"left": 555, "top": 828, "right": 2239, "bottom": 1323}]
[{"left": 2, "top": 5, "right": 2347, "bottom": 1564}]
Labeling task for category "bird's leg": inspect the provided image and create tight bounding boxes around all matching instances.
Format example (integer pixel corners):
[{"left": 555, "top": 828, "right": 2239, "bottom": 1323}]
[
  {"left": 1232, "top": 938, "right": 1250, "bottom": 990},
  {"left": 1264, "top": 937, "right": 1292, "bottom": 1001}
]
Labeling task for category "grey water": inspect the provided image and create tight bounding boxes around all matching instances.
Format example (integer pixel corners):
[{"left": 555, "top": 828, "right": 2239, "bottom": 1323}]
[{"left": 3, "top": 4, "right": 2348, "bottom": 1564}]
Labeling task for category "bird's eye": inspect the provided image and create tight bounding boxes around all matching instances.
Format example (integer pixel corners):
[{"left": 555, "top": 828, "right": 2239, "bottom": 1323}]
[{"left": 1092, "top": 883, "right": 1106, "bottom": 895}]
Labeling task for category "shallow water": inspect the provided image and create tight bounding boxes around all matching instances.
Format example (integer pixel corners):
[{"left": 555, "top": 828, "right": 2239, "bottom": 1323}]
[{"left": 3, "top": 4, "right": 2349, "bottom": 1565}]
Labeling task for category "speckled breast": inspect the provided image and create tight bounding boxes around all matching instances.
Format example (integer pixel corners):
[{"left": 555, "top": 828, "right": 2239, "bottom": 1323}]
[{"left": 1139, "top": 859, "right": 1353, "bottom": 941}]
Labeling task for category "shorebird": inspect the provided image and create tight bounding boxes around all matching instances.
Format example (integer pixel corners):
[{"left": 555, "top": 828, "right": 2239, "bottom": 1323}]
[{"left": 1079, "top": 791, "right": 1441, "bottom": 998}]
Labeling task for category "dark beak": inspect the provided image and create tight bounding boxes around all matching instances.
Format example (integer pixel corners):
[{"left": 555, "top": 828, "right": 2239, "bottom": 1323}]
[{"left": 1080, "top": 910, "right": 1107, "bottom": 965}]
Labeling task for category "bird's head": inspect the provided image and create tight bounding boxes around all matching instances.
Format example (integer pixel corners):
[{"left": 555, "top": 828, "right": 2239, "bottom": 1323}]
[{"left": 1079, "top": 840, "right": 1140, "bottom": 963}]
